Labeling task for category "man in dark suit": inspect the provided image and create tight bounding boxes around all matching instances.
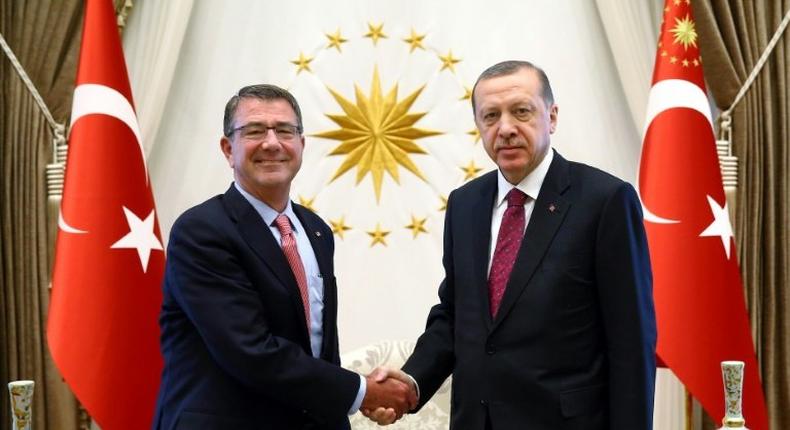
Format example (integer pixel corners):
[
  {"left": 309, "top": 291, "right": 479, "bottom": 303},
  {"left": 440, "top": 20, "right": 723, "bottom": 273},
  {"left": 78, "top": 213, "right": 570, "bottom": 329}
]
[
  {"left": 369, "top": 61, "right": 656, "bottom": 429},
  {"left": 153, "top": 84, "right": 415, "bottom": 430}
]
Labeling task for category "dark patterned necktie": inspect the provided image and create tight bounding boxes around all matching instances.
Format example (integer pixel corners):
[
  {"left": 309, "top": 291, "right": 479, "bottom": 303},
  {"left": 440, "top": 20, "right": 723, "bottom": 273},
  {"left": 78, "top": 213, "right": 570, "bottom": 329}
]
[{"left": 488, "top": 189, "right": 528, "bottom": 317}]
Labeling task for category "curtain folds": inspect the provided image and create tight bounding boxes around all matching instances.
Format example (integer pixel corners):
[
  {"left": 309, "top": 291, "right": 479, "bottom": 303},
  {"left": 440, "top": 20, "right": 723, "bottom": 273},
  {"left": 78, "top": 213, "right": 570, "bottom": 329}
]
[
  {"left": 696, "top": 1, "right": 790, "bottom": 428},
  {"left": 0, "top": 1, "right": 82, "bottom": 428}
]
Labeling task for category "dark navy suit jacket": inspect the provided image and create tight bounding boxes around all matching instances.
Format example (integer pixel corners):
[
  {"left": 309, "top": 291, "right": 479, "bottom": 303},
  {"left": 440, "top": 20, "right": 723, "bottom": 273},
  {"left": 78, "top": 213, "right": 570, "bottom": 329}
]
[
  {"left": 403, "top": 151, "right": 657, "bottom": 430},
  {"left": 153, "top": 184, "right": 358, "bottom": 430}
]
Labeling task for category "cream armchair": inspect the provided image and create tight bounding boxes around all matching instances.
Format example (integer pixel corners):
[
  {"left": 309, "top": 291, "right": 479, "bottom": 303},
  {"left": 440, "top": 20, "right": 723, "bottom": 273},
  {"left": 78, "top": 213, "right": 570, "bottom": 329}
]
[{"left": 342, "top": 340, "right": 451, "bottom": 429}]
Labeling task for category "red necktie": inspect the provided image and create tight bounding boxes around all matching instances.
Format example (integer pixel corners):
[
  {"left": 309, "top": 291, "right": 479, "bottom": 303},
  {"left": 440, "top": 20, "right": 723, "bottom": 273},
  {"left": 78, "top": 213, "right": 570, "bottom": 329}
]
[
  {"left": 488, "top": 189, "right": 528, "bottom": 317},
  {"left": 274, "top": 214, "right": 310, "bottom": 333}
]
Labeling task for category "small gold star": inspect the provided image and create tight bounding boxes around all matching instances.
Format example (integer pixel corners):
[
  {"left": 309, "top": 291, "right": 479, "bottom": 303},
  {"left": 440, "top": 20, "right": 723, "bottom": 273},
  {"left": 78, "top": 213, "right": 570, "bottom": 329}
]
[
  {"left": 467, "top": 127, "right": 481, "bottom": 144},
  {"left": 403, "top": 28, "right": 426, "bottom": 53},
  {"left": 682, "top": 58, "right": 690, "bottom": 67},
  {"left": 692, "top": 58, "right": 700, "bottom": 66},
  {"left": 665, "top": 6, "right": 670, "bottom": 12},
  {"left": 658, "top": 40, "right": 663, "bottom": 48},
  {"left": 367, "top": 223, "right": 390, "bottom": 247},
  {"left": 330, "top": 216, "right": 352, "bottom": 240},
  {"left": 673, "top": 0, "right": 681, "bottom": 5},
  {"left": 364, "top": 22, "right": 387, "bottom": 45},
  {"left": 684, "top": 0, "right": 691, "bottom": 4},
  {"left": 291, "top": 52, "right": 313, "bottom": 74},
  {"left": 298, "top": 195, "right": 316, "bottom": 212},
  {"left": 669, "top": 56, "right": 678, "bottom": 64},
  {"left": 661, "top": 50, "right": 668, "bottom": 57},
  {"left": 438, "top": 50, "right": 461, "bottom": 73},
  {"left": 439, "top": 195, "right": 448, "bottom": 212},
  {"left": 459, "top": 86, "right": 473, "bottom": 101},
  {"left": 325, "top": 29, "right": 348, "bottom": 52},
  {"left": 405, "top": 215, "right": 428, "bottom": 238},
  {"left": 461, "top": 160, "right": 483, "bottom": 181}
]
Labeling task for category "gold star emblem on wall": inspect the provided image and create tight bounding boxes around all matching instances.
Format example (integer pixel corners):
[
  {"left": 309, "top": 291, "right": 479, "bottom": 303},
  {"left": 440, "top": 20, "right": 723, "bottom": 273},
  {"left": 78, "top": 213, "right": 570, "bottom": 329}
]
[
  {"left": 330, "top": 216, "right": 352, "bottom": 239},
  {"left": 367, "top": 223, "right": 390, "bottom": 247},
  {"left": 438, "top": 195, "right": 448, "bottom": 212},
  {"left": 298, "top": 195, "right": 316, "bottom": 212},
  {"left": 291, "top": 52, "right": 314, "bottom": 74},
  {"left": 364, "top": 22, "right": 387, "bottom": 45},
  {"left": 438, "top": 50, "right": 461, "bottom": 73},
  {"left": 461, "top": 160, "right": 483, "bottom": 181},
  {"left": 405, "top": 215, "right": 428, "bottom": 238},
  {"left": 670, "top": 14, "right": 697, "bottom": 50},
  {"left": 314, "top": 67, "right": 442, "bottom": 202},
  {"left": 460, "top": 86, "right": 473, "bottom": 101},
  {"left": 467, "top": 128, "right": 481, "bottom": 143},
  {"left": 403, "top": 28, "right": 426, "bottom": 52},
  {"left": 325, "top": 29, "right": 348, "bottom": 52}
]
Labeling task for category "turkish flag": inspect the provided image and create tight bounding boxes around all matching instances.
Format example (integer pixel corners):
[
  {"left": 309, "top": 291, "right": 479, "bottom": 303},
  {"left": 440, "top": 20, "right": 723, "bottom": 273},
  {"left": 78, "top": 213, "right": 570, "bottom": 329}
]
[
  {"left": 640, "top": 1, "right": 769, "bottom": 428},
  {"left": 47, "top": 0, "right": 165, "bottom": 428}
]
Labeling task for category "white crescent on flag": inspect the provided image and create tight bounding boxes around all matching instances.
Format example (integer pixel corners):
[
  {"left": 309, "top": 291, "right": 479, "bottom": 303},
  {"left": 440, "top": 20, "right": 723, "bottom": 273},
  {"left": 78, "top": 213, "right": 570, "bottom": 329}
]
[
  {"left": 59, "top": 83, "right": 148, "bottom": 234},
  {"left": 639, "top": 79, "right": 714, "bottom": 224}
]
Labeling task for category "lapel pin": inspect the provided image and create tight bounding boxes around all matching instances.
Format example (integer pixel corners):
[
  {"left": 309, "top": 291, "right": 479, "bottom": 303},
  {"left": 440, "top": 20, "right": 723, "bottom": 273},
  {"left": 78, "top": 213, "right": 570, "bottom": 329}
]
[
  {"left": 548, "top": 203, "right": 557, "bottom": 213},
  {"left": 315, "top": 231, "right": 322, "bottom": 237}
]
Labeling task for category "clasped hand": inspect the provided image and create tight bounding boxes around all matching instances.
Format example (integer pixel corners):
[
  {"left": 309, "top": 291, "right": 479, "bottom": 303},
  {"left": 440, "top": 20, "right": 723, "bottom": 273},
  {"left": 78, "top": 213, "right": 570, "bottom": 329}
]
[{"left": 360, "top": 367, "right": 418, "bottom": 425}]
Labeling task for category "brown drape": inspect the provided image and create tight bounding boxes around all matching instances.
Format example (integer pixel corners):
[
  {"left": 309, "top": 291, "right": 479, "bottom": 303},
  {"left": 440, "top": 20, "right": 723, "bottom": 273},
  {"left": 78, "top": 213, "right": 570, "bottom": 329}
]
[
  {"left": 1, "top": 1, "right": 83, "bottom": 428},
  {"left": 696, "top": 0, "right": 790, "bottom": 428}
]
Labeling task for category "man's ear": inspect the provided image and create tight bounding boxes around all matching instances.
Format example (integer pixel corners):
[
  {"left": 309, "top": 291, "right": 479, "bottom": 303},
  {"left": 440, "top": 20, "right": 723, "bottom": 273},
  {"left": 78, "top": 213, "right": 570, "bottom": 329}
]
[
  {"left": 220, "top": 136, "right": 234, "bottom": 168},
  {"left": 549, "top": 104, "right": 558, "bottom": 134}
]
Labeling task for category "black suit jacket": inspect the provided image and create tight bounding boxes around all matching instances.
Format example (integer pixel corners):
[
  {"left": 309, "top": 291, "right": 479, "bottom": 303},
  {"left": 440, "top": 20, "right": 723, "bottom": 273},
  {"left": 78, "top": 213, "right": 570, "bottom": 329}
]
[
  {"left": 153, "top": 184, "right": 359, "bottom": 430},
  {"left": 403, "top": 151, "right": 656, "bottom": 430}
]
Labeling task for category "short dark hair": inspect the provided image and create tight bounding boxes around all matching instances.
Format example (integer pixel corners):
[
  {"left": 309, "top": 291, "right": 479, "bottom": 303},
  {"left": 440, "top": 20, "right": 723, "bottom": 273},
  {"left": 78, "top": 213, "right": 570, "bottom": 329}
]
[
  {"left": 223, "top": 84, "right": 303, "bottom": 137},
  {"left": 471, "top": 60, "right": 555, "bottom": 114}
]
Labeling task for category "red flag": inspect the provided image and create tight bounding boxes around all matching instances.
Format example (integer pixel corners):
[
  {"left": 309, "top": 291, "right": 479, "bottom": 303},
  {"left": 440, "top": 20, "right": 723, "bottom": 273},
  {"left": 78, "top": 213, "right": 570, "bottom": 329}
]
[
  {"left": 47, "top": 0, "right": 165, "bottom": 428},
  {"left": 640, "top": 1, "right": 769, "bottom": 428}
]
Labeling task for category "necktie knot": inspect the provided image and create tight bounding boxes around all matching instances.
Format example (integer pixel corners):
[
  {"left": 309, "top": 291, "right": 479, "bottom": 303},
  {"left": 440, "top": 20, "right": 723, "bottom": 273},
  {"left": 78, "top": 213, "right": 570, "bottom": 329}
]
[
  {"left": 506, "top": 189, "right": 528, "bottom": 207},
  {"left": 274, "top": 214, "right": 293, "bottom": 235}
]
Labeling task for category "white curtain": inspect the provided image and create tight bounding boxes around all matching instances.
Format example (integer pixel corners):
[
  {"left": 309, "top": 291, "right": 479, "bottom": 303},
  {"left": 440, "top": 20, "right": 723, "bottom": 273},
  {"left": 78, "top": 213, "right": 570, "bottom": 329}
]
[
  {"left": 122, "top": 0, "right": 194, "bottom": 155},
  {"left": 123, "top": 0, "right": 682, "bottom": 426}
]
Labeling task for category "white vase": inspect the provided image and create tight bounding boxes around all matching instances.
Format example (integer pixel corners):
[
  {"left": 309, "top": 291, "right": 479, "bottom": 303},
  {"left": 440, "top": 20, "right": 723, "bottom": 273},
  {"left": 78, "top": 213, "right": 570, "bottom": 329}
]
[
  {"left": 719, "top": 361, "right": 748, "bottom": 430},
  {"left": 7, "top": 380, "right": 34, "bottom": 430}
]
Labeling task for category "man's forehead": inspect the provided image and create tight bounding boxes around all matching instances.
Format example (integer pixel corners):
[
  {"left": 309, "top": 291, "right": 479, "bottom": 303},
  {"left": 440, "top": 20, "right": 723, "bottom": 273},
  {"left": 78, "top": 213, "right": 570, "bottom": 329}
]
[{"left": 236, "top": 97, "right": 296, "bottom": 118}]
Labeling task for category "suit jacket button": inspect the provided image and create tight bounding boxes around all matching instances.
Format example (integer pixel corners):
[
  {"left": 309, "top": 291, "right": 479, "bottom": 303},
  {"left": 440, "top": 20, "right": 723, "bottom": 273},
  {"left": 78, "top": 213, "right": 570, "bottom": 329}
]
[
  {"left": 480, "top": 399, "right": 487, "bottom": 405},
  {"left": 486, "top": 344, "right": 495, "bottom": 355}
]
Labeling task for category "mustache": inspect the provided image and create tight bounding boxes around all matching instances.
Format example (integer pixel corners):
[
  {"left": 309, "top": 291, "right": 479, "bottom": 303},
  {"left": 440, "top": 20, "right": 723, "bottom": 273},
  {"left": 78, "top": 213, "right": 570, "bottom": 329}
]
[{"left": 494, "top": 137, "right": 526, "bottom": 149}]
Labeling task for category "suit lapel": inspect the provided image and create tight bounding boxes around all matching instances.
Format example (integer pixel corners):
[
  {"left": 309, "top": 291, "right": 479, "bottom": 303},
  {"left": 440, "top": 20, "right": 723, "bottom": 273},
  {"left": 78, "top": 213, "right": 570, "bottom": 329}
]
[
  {"left": 492, "top": 151, "right": 572, "bottom": 330},
  {"left": 470, "top": 173, "right": 498, "bottom": 329},
  {"left": 222, "top": 185, "right": 310, "bottom": 340}
]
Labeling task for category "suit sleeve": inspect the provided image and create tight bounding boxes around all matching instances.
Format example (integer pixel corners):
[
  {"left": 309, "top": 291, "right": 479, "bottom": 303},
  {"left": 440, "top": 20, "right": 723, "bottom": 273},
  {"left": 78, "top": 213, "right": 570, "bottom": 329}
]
[
  {"left": 595, "top": 182, "right": 657, "bottom": 429},
  {"left": 165, "top": 213, "right": 360, "bottom": 422},
  {"left": 402, "top": 190, "right": 457, "bottom": 409}
]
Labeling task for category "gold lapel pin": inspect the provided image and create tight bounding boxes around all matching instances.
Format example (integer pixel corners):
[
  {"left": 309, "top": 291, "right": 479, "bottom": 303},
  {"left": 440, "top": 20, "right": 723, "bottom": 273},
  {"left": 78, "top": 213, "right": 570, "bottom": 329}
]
[
  {"left": 548, "top": 203, "right": 557, "bottom": 213},
  {"left": 315, "top": 231, "right": 322, "bottom": 237}
]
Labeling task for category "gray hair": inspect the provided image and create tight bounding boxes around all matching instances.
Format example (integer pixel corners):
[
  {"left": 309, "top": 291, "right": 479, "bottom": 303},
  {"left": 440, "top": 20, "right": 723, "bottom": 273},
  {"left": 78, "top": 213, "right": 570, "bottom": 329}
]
[
  {"left": 471, "top": 60, "right": 555, "bottom": 114},
  {"left": 223, "top": 84, "right": 303, "bottom": 137}
]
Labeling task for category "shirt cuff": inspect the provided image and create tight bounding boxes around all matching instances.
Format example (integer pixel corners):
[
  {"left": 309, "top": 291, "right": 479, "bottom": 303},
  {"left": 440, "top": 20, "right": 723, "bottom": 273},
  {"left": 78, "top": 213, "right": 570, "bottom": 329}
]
[
  {"left": 404, "top": 372, "right": 421, "bottom": 403},
  {"left": 348, "top": 374, "right": 367, "bottom": 415}
]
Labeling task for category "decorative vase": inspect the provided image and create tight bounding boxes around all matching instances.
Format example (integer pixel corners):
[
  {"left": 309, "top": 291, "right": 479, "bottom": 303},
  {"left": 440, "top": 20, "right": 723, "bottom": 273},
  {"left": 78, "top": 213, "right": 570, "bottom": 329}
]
[
  {"left": 7, "top": 380, "right": 34, "bottom": 430},
  {"left": 719, "top": 361, "right": 748, "bottom": 430}
]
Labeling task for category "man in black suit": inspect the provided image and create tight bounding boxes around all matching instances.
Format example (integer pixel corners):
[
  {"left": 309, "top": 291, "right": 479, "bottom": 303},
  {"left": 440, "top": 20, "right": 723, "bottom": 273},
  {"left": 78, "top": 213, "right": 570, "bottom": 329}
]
[
  {"left": 369, "top": 61, "right": 656, "bottom": 429},
  {"left": 153, "top": 84, "right": 415, "bottom": 429}
]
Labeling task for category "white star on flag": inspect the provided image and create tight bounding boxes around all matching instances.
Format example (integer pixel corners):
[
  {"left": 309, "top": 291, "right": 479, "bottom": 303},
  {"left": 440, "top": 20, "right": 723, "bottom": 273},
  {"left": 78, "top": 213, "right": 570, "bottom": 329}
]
[
  {"left": 699, "top": 195, "right": 734, "bottom": 259},
  {"left": 111, "top": 206, "right": 164, "bottom": 272}
]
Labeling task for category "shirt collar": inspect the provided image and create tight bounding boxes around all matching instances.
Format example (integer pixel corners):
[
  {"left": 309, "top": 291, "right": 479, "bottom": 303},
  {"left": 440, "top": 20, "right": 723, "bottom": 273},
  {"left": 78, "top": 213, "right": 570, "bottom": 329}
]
[
  {"left": 233, "top": 182, "right": 299, "bottom": 233},
  {"left": 495, "top": 148, "right": 554, "bottom": 208}
]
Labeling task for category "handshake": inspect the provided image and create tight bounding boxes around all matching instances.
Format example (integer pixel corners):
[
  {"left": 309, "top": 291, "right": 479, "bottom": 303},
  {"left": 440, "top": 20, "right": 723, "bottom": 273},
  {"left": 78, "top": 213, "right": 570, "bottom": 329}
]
[{"left": 361, "top": 367, "right": 419, "bottom": 425}]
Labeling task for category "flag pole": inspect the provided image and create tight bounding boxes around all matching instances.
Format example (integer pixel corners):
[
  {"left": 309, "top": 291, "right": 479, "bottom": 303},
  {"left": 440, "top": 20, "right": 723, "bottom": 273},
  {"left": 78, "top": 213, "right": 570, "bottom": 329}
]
[{"left": 685, "top": 388, "right": 693, "bottom": 430}]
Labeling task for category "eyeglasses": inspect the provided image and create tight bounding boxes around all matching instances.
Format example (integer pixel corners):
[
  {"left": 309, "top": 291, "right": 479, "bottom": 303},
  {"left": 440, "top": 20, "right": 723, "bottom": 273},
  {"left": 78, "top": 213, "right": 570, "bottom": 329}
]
[{"left": 228, "top": 123, "right": 302, "bottom": 142}]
